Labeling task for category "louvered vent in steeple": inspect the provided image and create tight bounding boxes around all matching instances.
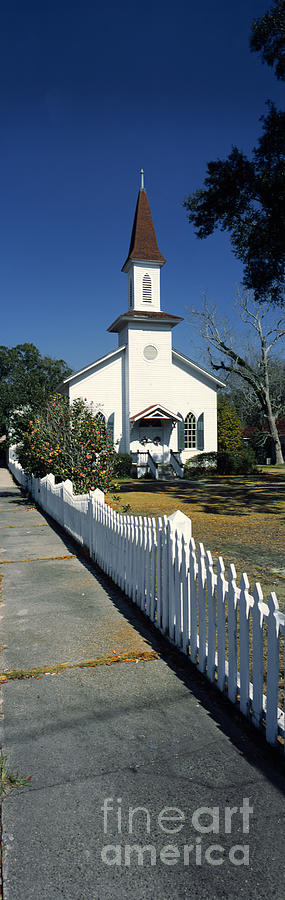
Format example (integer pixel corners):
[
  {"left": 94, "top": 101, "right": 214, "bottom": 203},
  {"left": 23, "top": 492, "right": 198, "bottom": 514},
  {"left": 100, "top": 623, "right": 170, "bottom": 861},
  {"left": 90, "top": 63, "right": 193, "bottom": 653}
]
[{"left": 142, "top": 273, "right": 152, "bottom": 302}]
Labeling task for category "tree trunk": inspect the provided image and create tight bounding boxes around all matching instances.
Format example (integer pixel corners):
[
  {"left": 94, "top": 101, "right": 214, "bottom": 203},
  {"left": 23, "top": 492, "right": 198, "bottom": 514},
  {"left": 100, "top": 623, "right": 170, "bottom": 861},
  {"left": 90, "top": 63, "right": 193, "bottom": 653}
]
[
  {"left": 262, "top": 340, "right": 284, "bottom": 464},
  {"left": 266, "top": 408, "right": 284, "bottom": 464}
]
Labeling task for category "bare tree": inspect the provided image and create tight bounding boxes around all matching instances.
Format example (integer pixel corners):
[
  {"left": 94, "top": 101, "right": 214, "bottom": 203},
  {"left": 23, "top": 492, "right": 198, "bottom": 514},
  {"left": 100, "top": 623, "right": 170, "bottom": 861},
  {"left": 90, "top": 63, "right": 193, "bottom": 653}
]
[
  {"left": 228, "top": 355, "right": 285, "bottom": 429},
  {"left": 188, "top": 294, "right": 285, "bottom": 464}
]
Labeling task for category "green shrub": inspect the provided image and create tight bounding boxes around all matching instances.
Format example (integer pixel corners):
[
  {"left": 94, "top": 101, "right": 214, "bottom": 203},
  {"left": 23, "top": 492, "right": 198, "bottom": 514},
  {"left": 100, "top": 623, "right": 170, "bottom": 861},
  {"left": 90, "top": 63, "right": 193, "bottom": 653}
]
[
  {"left": 113, "top": 452, "right": 133, "bottom": 477},
  {"left": 184, "top": 452, "right": 217, "bottom": 477},
  {"left": 217, "top": 396, "right": 242, "bottom": 452},
  {"left": 184, "top": 447, "right": 257, "bottom": 477},
  {"left": 216, "top": 447, "right": 257, "bottom": 475}
]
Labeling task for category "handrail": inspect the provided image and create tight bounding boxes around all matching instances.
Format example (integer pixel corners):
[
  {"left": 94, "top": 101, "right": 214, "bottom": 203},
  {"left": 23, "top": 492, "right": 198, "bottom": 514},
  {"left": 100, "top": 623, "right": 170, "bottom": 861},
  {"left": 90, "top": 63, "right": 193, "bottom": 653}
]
[
  {"left": 147, "top": 452, "right": 159, "bottom": 480},
  {"left": 170, "top": 450, "right": 184, "bottom": 478},
  {"left": 137, "top": 450, "right": 148, "bottom": 465}
]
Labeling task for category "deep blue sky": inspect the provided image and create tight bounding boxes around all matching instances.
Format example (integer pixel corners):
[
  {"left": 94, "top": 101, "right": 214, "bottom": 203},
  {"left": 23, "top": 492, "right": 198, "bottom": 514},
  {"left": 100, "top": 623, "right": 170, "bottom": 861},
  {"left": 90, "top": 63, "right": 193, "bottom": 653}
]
[{"left": 1, "top": 0, "right": 283, "bottom": 372}]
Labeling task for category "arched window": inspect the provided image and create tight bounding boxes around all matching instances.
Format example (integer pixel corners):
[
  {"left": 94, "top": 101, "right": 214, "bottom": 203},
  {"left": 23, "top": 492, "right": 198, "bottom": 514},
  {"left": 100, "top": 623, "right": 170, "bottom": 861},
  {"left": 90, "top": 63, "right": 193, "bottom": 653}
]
[
  {"left": 184, "top": 412, "right": 196, "bottom": 449},
  {"left": 129, "top": 277, "right": 133, "bottom": 308},
  {"left": 142, "top": 273, "right": 152, "bottom": 302}
]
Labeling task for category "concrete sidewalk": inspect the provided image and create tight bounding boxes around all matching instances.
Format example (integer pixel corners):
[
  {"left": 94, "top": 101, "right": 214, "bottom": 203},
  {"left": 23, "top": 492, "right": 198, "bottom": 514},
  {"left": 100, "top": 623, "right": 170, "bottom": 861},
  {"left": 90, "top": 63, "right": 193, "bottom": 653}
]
[{"left": 0, "top": 468, "right": 284, "bottom": 900}]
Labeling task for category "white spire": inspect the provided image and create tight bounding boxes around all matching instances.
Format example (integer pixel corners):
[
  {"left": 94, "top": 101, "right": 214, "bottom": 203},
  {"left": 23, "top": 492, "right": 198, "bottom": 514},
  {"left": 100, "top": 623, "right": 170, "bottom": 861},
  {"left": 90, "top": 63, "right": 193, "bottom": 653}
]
[{"left": 140, "top": 168, "right": 144, "bottom": 190}]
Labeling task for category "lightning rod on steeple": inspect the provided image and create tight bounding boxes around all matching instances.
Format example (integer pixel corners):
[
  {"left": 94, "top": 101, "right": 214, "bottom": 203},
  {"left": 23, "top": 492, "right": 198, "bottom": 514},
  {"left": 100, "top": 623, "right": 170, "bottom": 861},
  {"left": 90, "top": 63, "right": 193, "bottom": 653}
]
[{"left": 140, "top": 169, "right": 144, "bottom": 190}]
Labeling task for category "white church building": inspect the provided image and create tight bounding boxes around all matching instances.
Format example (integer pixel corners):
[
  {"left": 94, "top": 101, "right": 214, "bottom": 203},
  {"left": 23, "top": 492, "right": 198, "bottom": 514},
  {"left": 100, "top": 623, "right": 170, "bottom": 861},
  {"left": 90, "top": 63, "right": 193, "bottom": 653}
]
[{"left": 61, "top": 173, "right": 224, "bottom": 477}]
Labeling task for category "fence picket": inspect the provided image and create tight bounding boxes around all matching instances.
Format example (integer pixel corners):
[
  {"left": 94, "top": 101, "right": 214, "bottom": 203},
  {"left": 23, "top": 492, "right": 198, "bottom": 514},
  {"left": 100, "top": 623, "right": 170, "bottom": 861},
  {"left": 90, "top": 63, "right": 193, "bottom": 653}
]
[
  {"left": 227, "top": 565, "right": 238, "bottom": 704},
  {"left": 198, "top": 543, "right": 206, "bottom": 673},
  {"left": 206, "top": 550, "right": 216, "bottom": 683},
  {"left": 239, "top": 573, "right": 251, "bottom": 717},
  {"left": 150, "top": 518, "right": 157, "bottom": 622},
  {"left": 130, "top": 516, "right": 136, "bottom": 602},
  {"left": 156, "top": 518, "right": 163, "bottom": 631},
  {"left": 252, "top": 583, "right": 264, "bottom": 729},
  {"left": 125, "top": 516, "right": 131, "bottom": 596},
  {"left": 190, "top": 538, "right": 198, "bottom": 664},
  {"left": 168, "top": 522, "right": 175, "bottom": 640},
  {"left": 266, "top": 593, "right": 280, "bottom": 744},
  {"left": 161, "top": 517, "right": 169, "bottom": 634},
  {"left": 182, "top": 535, "right": 190, "bottom": 654},
  {"left": 217, "top": 557, "right": 226, "bottom": 692},
  {"left": 174, "top": 531, "right": 183, "bottom": 647},
  {"left": 138, "top": 516, "right": 143, "bottom": 609},
  {"left": 141, "top": 517, "right": 147, "bottom": 612}
]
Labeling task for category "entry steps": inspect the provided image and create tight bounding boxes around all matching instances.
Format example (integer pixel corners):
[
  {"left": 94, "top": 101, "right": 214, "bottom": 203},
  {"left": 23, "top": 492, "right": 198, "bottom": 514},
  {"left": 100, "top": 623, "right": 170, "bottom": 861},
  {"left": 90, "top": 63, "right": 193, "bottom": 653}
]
[{"left": 156, "top": 462, "right": 179, "bottom": 481}]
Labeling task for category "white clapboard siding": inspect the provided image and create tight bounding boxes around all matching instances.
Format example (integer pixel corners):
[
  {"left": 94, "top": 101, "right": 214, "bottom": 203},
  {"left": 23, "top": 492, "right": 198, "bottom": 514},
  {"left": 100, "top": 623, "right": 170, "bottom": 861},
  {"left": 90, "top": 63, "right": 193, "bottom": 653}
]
[{"left": 9, "top": 448, "right": 285, "bottom": 751}]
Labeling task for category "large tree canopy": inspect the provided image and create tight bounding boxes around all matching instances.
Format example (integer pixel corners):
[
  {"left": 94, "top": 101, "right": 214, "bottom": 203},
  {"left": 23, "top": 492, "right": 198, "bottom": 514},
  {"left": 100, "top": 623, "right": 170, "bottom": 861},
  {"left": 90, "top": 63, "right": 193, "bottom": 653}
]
[
  {"left": 183, "top": 105, "right": 285, "bottom": 305},
  {"left": 184, "top": 1, "right": 285, "bottom": 306},
  {"left": 250, "top": 0, "right": 285, "bottom": 81},
  {"left": 0, "top": 343, "right": 72, "bottom": 436}
]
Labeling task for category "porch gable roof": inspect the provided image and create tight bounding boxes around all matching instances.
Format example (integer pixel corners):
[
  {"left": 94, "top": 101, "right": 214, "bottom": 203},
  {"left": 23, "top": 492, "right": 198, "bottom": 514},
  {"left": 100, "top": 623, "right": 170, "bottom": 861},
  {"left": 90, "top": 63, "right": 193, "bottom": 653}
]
[{"left": 130, "top": 404, "right": 182, "bottom": 423}]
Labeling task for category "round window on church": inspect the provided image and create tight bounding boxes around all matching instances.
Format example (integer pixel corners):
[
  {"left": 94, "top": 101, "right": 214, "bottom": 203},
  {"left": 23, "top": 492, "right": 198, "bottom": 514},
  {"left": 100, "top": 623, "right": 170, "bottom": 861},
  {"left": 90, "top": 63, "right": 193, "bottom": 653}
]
[{"left": 143, "top": 344, "right": 158, "bottom": 361}]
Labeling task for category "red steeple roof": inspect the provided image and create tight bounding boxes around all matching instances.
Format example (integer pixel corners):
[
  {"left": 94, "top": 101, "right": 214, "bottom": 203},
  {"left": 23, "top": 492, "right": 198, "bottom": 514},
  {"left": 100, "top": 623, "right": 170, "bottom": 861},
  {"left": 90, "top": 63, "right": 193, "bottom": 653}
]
[{"left": 122, "top": 181, "right": 166, "bottom": 270}]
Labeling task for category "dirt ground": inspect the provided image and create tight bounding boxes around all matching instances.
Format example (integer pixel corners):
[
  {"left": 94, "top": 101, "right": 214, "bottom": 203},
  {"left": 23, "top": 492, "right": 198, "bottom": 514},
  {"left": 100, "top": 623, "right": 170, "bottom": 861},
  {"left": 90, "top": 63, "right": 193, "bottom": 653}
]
[{"left": 109, "top": 473, "right": 285, "bottom": 609}]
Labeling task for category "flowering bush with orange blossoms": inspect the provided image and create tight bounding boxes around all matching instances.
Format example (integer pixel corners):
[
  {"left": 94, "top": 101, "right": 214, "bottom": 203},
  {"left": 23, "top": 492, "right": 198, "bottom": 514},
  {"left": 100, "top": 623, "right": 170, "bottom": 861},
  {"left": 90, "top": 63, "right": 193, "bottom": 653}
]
[{"left": 17, "top": 394, "right": 115, "bottom": 494}]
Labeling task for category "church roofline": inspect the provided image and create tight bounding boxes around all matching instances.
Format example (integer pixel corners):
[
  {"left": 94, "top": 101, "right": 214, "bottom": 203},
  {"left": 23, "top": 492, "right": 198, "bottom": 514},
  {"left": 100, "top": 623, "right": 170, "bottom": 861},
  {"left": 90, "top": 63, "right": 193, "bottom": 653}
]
[
  {"left": 172, "top": 348, "right": 225, "bottom": 388},
  {"left": 60, "top": 345, "right": 126, "bottom": 386},
  {"left": 108, "top": 310, "right": 183, "bottom": 333}
]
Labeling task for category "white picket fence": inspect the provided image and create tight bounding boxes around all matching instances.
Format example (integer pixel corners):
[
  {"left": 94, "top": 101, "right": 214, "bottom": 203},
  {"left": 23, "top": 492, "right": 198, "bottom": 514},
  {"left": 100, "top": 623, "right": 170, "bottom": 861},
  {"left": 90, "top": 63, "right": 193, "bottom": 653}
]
[{"left": 8, "top": 448, "right": 285, "bottom": 750}]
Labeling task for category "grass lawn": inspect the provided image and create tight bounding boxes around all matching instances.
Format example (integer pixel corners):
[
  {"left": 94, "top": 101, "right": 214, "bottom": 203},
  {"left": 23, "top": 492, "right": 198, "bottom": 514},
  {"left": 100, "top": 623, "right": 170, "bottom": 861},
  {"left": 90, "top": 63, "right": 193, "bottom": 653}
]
[{"left": 107, "top": 467, "right": 285, "bottom": 609}]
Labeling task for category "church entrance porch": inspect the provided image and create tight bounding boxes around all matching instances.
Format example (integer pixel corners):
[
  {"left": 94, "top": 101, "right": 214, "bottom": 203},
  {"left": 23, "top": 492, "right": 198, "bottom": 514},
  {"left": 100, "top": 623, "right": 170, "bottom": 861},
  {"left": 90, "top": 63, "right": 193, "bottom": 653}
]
[
  {"left": 129, "top": 405, "right": 184, "bottom": 478},
  {"left": 130, "top": 418, "right": 173, "bottom": 463}
]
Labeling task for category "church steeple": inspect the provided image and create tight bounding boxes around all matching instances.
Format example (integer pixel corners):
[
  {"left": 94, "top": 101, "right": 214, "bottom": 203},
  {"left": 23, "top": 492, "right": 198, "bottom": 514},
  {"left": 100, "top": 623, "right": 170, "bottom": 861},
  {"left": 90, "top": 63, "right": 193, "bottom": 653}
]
[
  {"left": 122, "top": 173, "right": 166, "bottom": 272},
  {"left": 122, "top": 172, "right": 166, "bottom": 312}
]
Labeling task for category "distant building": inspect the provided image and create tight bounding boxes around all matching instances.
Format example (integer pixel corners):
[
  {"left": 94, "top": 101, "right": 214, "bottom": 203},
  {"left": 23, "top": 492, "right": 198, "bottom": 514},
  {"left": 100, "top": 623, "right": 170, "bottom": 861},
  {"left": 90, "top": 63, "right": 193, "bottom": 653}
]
[{"left": 61, "top": 173, "right": 224, "bottom": 476}]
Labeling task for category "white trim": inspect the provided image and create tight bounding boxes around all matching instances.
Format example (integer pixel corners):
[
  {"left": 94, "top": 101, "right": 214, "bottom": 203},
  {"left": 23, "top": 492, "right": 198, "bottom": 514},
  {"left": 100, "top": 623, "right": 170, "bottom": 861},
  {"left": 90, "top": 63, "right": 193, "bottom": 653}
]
[
  {"left": 122, "top": 257, "right": 164, "bottom": 273},
  {"left": 172, "top": 348, "right": 225, "bottom": 388},
  {"left": 62, "top": 346, "right": 126, "bottom": 385}
]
